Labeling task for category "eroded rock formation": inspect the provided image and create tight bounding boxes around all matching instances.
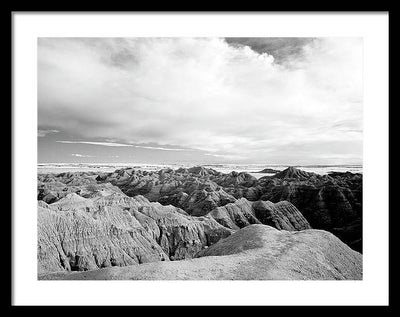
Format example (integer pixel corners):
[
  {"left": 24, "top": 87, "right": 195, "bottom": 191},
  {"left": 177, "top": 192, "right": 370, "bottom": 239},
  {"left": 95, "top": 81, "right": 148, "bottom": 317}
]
[
  {"left": 38, "top": 189, "right": 232, "bottom": 275},
  {"left": 37, "top": 165, "right": 363, "bottom": 278},
  {"left": 40, "top": 224, "right": 362, "bottom": 280},
  {"left": 257, "top": 168, "right": 362, "bottom": 251}
]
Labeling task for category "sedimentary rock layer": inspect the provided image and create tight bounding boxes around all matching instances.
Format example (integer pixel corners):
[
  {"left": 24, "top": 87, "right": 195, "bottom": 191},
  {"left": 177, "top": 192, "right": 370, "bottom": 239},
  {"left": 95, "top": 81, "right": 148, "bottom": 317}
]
[
  {"left": 38, "top": 191, "right": 232, "bottom": 275},
  {"left": 40, "top": 224, "right": 362, "bottom": 280},
  {"left": 37, "top": 164, "right": 363, "bottom": 277}
]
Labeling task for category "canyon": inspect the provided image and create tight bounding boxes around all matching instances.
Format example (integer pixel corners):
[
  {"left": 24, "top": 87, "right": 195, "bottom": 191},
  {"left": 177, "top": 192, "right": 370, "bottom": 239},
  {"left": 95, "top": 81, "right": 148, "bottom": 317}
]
[{"left": 37, "top": 166, "right": 362, "bottom": 280}]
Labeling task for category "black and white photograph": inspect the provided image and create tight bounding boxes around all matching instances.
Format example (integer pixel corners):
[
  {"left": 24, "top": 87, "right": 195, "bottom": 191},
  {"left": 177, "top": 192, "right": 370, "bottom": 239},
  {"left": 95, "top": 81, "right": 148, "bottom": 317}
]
[
  {"left": 12, "top": 12, "right": 389, "bottom": 306},
  {"left": 37, "top": 36, "right": 364, "bottom": 281}
]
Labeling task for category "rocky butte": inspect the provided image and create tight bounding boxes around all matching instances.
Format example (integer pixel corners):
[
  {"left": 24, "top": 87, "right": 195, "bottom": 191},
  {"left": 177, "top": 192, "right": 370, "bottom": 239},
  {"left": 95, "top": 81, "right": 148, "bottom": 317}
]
[{"left": 37, "top": 166, "right": 362, "bottom": 280}]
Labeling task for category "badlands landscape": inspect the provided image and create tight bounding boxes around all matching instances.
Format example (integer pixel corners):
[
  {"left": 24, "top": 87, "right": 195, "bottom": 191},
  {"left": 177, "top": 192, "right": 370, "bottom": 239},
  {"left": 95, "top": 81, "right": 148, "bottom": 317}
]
[{"left": 37, "top": 165, "right": 362, "bottom": 280}]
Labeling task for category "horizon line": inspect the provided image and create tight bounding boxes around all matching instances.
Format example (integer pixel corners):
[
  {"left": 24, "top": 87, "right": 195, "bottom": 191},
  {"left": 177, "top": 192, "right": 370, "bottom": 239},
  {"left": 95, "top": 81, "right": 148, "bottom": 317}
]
[{"left": 37, "top": 162, "right": 363, "bottom": 167}]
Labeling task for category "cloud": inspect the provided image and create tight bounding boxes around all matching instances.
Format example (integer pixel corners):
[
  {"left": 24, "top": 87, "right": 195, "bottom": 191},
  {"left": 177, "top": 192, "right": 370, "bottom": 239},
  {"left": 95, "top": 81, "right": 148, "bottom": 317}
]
[
  {"left": 225, "top": 38, "right": 315, "bottom": 65},
  {"left": 71, "top": 153, "right": 93, "bottom": 157},
  {"left": 39, "top": 37, "right": 363, "bottom": 164},
  {"left": 133, "top": 145, "right": 194, "bottom": 151},
  {"left": 58, "top": 141, "right": 133, "bottom": 147},
  {"left": 57, "top": 140, "right": 193, "bottom": 151},
  {"left": 204, "top": 153, "right": 247, "bottom": 160},
  {"left": 38, "top": 129, "right": 59, "bottom": 137}
]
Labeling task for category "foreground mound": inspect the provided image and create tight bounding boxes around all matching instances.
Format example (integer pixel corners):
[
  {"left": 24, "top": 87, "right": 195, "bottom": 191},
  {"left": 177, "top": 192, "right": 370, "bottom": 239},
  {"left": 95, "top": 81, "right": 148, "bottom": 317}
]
[{"left": 40, "top": 224, "right": 362, "bottom": 280}]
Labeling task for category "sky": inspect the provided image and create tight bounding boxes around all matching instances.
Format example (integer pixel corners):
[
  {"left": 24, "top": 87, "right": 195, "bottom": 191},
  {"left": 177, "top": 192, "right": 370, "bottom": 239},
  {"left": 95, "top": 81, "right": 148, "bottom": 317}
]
[{"left": 38, "top": 37, "right": 363, "bottom": 165}]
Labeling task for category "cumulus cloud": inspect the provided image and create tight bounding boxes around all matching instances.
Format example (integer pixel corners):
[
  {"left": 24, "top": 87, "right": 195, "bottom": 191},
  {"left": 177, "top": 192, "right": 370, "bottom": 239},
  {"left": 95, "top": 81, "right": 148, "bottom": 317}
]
[
  {"left": 38, "top": 37, "right": 362, "bottom": 164},
  {"left": 225, "top": 37, "right": 315, "bottom": 64}
]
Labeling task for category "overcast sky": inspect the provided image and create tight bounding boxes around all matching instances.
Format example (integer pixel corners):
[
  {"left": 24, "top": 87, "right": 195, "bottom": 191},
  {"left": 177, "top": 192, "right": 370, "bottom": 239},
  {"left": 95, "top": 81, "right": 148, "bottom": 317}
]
[{"left": 38, "top": 37, "right": 362, "bottom": 165}]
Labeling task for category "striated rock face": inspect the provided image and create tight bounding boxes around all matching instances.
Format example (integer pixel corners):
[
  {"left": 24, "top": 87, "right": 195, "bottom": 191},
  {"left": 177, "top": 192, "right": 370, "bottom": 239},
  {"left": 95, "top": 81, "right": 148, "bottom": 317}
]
[
  {"left": 208, "top": 198, "right": 261, "bottom": 230},
  {"left": 37, "top": 166, "right": 363, "bottom": 279},
  {"left": 256, "top": 167, "right": 362, "bottom": 252},
  {"left": 271, "top": 166, "right": 319, "bottom": 180},
  {"left": 37, "top": 189, "right": 233, "bottom": 275},
  {"left": 213, "top": 171, "right": 258, "bottom": 188},
  {"left": 38, "top": 199, "right": 167, "bottom": 275},
  {"left": 331, "top": 218, "right": 362, "bottom": 252},
  {"left": 38, "top": 165, "right": 362, "bottom": 257},
  {"left": 207, "top": 198, "right": 310, "bottom": 231},
  {"left": 95, "top": 167, "right": 237, "bottom": 216},
  {"left": 37, "top": 175, "right": 123, "bottom": 204},
  {"left": 252, "top": 200, "right": 311, "bottom": 231},
  {"left": 40, "top": 224, "right": 362, "bottom": 280},
  {"left": 223, "top": 185, "right": 262, "bottom": 201},
  {"left": 131, "top": 203, "right": 232, "bottom": 261},
  {"left": 259, "top": 181, "right": 360, "bottom": 229},
  {"left": 159, "top": 184, "right": 237, "bottom": 217}
]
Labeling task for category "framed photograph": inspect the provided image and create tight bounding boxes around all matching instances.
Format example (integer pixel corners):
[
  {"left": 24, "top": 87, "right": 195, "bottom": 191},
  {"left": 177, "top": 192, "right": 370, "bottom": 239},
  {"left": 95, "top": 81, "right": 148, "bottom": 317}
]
[{"left": 12, "top": 11, "right": 389, "bottom": 306}]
